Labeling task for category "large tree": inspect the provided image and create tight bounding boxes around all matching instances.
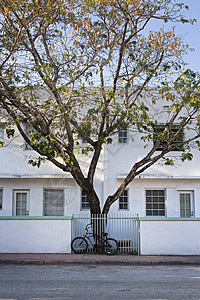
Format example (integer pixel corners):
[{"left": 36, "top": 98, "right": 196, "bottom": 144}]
[{"left": 0, "top": 0, "right": 199, "bottom": 215}]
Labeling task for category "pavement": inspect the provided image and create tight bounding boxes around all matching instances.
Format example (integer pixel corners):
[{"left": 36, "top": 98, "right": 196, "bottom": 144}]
[{"left": 1, "top": 253, "right": 200, "bottom": 266}]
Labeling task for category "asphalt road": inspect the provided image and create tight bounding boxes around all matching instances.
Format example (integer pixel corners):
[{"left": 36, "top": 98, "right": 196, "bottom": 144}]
[{"left": 0, "top": 264, "right": 200, "bottom": 299}]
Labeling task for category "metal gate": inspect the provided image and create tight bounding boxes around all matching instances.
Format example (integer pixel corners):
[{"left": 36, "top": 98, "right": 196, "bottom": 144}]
[{"left": 71, "top": 214, "right": 140, "bottom": 254}]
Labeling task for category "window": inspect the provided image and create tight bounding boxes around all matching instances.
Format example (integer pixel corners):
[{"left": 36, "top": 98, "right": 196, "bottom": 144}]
[
  {"left": 0, "top": 189, "right": 2, "bottom": 210},
  {"left": 179, "top": 191, "right": 194, "bottom": 218},
  {"left": 118, "top": 128, "right": 128, "bottom": 144},
  {"left": 146, "top": 190, "right": 166, "bottom": 216},
  {"left": 0, "top": 124, "right": 4, "bottom": 140},
  {"left": 81, "top": 190, "right": 90, "bottom": 210},
  {"left": 153, "top": 125, "right": 184, "bottom": 151},
  {"left": 119, "top": 189, "right": 128, "bottom": 210},
  {"left": 43, "top": 189, "right": 64, "bottom": 216},
  {"left": 163, "top": 105, "right": 170, "bottom": 112}
]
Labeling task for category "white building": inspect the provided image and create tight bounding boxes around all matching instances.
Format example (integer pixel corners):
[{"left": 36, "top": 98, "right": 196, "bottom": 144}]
[{"left": 1, "top": 98, "right": 200, "bottom": 255}]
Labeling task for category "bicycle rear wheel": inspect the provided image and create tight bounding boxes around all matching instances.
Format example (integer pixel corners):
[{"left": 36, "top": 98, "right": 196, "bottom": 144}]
[
  {"left": 104, "top": 238, "right": 119, "bottom": 255},
  {"left": 71, "top": 237, "right": 88, "bottom": 254}
]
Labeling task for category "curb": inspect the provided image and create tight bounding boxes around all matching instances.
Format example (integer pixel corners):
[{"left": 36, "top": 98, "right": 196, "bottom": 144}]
[{"left": 1, "top": 254, "right": 200, "bottom": 266}]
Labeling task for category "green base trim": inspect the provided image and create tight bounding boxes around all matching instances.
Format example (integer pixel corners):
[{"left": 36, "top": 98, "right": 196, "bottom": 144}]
[
  {"left": 139, "top": 217, "right": 200, "bottom": 221},
  {"left": 0, "top": 216, "right": 73, "bottom": 220}
]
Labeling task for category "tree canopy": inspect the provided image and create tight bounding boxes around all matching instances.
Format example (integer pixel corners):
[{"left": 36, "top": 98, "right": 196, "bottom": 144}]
[{"left": 0, "top": 0, "right": 200, "bottom": 214}]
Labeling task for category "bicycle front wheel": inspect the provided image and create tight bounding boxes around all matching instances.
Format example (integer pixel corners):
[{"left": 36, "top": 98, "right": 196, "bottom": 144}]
[
  {"left": 71, "top": 237, "right": 88, "bottom": 254},
  {"left": 104, "top": 238, "right": 119, "bottom": 255}
]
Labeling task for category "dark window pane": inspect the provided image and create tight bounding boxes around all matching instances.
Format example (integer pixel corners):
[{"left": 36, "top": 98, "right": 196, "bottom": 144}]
[
  {"left": 159, "top": 204, "right": 165, "bottom": 209},
  {"left": 123, "top": 190, "right": 128, "bottom": 196},
  {"left": 159, "top": 210, "right": 165, "bottom": 216},
  {"left": 153, "top": 190, "right": 159, "bottom": 196},
  {"left": 153, "top": 210, "right": 159, "bottom": 216},
  {"left": 146, "top": 204, "right": 152, "bottom": 209},
  {"left": 146, "top": 210, "right": 152, "bottom": 216},
  {"left": 146, "top": 190, "right": 151, "bottom": 196},
  {"left": 146, "top": 197, "right": 152, "bottom": 203},
  {"left": 152, "top": 196, "right": 159, "bottom": 203},
  {"left": 159, "top": 190, "right": 165, "bottom": 196}
]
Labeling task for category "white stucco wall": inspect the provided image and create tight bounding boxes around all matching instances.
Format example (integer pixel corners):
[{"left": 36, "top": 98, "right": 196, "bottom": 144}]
[
  {"left": 0, "top": 178, "right": 81, "bottom": 216},
  {"left": 108, "top": 178, "right": 200, "bottom": 218},
  {"left": 1, "top": 176, "right": 200, "bottom": 218},
  {"left": 0, "top": 218, "right": 71, "bottom": 253},
  {"left": 140, "top": 220, "right": 200, "bottom": 255},
  {"left": 1, "top": 99, "right": 200, "bottom": 217}
]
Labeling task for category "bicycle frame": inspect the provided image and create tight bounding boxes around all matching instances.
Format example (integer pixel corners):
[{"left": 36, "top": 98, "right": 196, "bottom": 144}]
[{"left": 71, "top": 223, "right": 119, "bottom": 255}]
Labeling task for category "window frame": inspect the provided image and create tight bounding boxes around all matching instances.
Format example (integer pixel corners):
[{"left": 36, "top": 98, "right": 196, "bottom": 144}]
[
  {"left": 43, "top": 189, "right": 64, "bottom": 216},
  {"left": 153, "top": 124, "right": 184, "bottom": 151},
  {"left": 119, "top": 189, "right": 129, "bottom": 211},
  {"left": 81, "top": 190, "right": 90, "bottom": 211},
  {"left": 0, "top": 188, "right": 3, "bottom": 210},
  {"left": 146, "top": 189, "right": 166, "bottom": 217},
  {"left": 118, "top": 128, "right": 128, "bottom": 144}
]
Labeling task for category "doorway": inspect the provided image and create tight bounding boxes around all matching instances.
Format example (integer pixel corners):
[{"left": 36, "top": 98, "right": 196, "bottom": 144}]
[
  {"left": 179, "top": 191, "right": 194, "bottom": 218},
  {"left": 13, "top": 190, "right": 30, "bottom": 216}
]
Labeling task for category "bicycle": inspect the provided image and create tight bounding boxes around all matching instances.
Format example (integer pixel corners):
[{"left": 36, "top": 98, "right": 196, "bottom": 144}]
[{"left": 71, "top": 223, "right": 119, "bottom": 255}]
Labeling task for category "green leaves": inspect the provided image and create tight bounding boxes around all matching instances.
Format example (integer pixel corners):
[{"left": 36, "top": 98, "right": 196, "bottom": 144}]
[
  {"left": 106, "top": 138, "right": 113, "bottom": 144},
  {"left": 181, "top": 152, "right": 193, "bottom": 162},
  {"left": 0, "top": 141, "right": 5, "bottom": 147},
  {"left": 28, "top": 156, "right": 46, "bottom": 168},
  {"left": 6, "top": 128, "right": 15, "bottom": 138},
  {"left": 164, "top": 158, "right": 174, "bottom": 166},
  {"left": 82, "top": 146, "right": 94, "bottom": 155}
]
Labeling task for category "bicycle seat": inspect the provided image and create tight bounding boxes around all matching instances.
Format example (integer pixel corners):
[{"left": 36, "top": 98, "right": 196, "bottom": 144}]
[{"left": 103, "top": 233, "right": 108, "bottom": 236}]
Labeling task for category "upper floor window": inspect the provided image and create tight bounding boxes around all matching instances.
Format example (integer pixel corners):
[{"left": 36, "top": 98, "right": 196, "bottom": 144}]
[
  {"left": 81, "top": 190, "right": 90, "bottom": 210},
  {"left": 146, "top": 189, "right": 166, "bottom": 216},
  {"left": 153, "top": 125, "right": 184, "bottom": 151},
  {"left": 119, "top": 189, "right": 129, "bottom": 210},
  {"left": 118, "top": 128, "right": 128, "bottom": 144},
  {"left": 0, "top": 188, "right": 3, "bottom": 210},
  {"left": 43, "top": 189, "right": 64, "bottom": 216}
]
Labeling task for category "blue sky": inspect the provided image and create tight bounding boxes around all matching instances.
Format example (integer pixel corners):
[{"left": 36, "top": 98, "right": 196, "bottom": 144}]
[{"left": 176, "top": 0, "right": 200, "bottom": 72}]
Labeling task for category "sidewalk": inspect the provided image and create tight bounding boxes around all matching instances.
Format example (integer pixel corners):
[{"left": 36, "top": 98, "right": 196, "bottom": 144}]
[{"left": 1, "top": 253, "right": 200, "bottom": 266}]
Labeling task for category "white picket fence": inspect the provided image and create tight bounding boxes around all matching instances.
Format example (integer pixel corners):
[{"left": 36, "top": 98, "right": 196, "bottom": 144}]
[{"left": 71, "top": 214, "right": 140, "bottom": 254}]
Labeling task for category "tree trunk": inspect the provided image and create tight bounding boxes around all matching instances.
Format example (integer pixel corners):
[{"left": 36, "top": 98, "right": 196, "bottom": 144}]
[
  {"left": 87, "top": 189, "right": 101, "bottom": 216},
  {"left": 102, "top": 195, "right": 113, "bottom": 215},
  {"left": 86, "top": 190, "right": 106, "bottom": 253}
]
